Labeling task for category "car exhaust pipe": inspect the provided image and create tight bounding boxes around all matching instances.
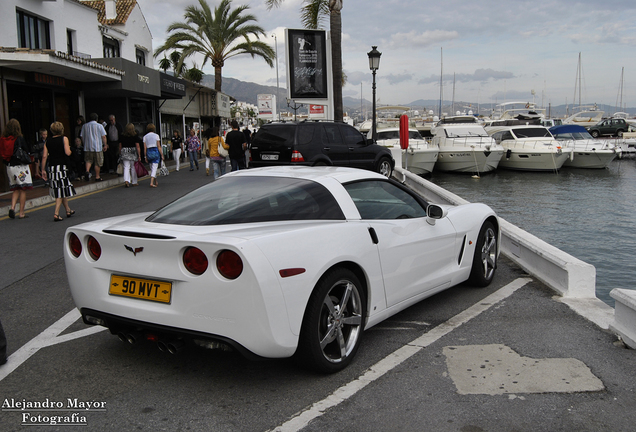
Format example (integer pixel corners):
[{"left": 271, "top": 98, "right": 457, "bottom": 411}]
[
  {"left": 157, "top": 340, "right": 184, "bottom": 354},
  {"left": 118, "top": 331, "right": 141, "bottom": 345}
]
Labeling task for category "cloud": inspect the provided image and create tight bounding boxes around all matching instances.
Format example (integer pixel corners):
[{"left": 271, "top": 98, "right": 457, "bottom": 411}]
[
  {"left": 418, "top": 69, "right": 514, "bottom": 85},
  {"left": 386, "top": 30, "right": 459, "bottom": 49},
  {"left": 382, "top": 73, "right": 413, "bottom": 85}
]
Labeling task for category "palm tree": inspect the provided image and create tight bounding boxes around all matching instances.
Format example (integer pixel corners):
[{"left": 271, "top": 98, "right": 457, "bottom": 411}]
[
  {"left": 267, "top": 0, "right": 344, "bottom": 122},
  {"left": 158, "top": 57, "right": 171, "bottom": 73},
  {"left": 155, "top": 0, "right": 275, "bottom": 92}
]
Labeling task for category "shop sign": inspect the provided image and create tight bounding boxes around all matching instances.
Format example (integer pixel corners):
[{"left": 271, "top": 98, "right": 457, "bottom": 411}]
[{"left": 32, "top": 73, "right": 66, "bottom": 87}]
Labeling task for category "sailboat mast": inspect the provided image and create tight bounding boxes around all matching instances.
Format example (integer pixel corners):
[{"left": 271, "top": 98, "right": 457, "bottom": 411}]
[
  {"left": 438, "top": 47, "right": 443, "bottom": 118},
  {"left": 616, "top": 67, "right": 624, "bottom": 111}
]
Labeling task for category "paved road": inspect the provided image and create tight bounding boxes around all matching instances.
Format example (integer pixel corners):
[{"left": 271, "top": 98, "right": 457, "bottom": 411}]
[{"left": 1, "top": 169, "right": 635, "bottom": 431}]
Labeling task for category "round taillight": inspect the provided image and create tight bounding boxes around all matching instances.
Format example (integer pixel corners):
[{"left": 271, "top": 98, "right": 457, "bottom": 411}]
[
  {"left": 87, "top": 236, "right": 101, "bottom": 261},
  {"left": 184, "top": 247, "right": 208, "bottom": 275},
  {"left": 69, "top": 233, "right": 82, "bottom": 258},
  {"left": 217, "top": 250, "right": 243, "bottom": 280}
]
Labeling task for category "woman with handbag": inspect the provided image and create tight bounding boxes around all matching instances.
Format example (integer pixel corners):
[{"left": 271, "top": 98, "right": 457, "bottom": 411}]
[
  {"left": 119, "top": 123, "right": 142, "bottom": 188},
  {"left": 143, "top": 123, "right": 163, "bottom": 188},
  {"left": 170, "top": 130, "right": 183, "bottom": 171},
  {"left": 207, "top": 127, "right": 229, "bottom": 180},
  {"left": 1, "top": 119, "right": 33, "bottom": 219},
  {"left": 41, "top": 121, "right": 76, "bottom": 221}
]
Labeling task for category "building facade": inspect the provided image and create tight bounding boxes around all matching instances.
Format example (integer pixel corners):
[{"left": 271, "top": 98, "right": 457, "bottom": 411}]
[{"left": 0, "top": 0, "right": 230, "bottom": 191}]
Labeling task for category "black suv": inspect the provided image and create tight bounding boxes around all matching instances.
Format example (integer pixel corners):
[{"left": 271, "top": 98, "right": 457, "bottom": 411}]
[
  {"left": 250, "top": 121, "right": 394, "bottom": 177},
  {"left": 585, "top": 118, "right": 628, "bottom": 138}
]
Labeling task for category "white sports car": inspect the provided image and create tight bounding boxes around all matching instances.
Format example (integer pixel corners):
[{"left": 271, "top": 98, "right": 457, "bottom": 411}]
[{"left": 64, "top": 167, "right": 499, "bottom": 373}]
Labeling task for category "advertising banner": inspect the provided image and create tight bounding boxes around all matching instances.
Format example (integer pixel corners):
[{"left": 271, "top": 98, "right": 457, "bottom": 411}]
[
  {"left": 287, "top": 29, "right": 328, "bottom": 99},
  {"left": 258, "top": 94, "right": 276, "bottom": 120}
]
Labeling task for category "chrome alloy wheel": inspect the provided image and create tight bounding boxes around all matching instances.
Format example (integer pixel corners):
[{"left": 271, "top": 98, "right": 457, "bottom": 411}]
[
  {"left": 479, "top": 226, "right": 497, "bottom": 281},
  {"left": 318, "top": 280, "right": 363, "bottom": 364}
]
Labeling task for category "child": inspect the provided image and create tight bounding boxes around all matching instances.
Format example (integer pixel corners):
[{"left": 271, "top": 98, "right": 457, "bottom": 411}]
[
  {"left": 33, "top": 128, "right": 47, "bottom": 178},
  {"left": 71, "top": 137, "right": 84, "bottom": 180}
]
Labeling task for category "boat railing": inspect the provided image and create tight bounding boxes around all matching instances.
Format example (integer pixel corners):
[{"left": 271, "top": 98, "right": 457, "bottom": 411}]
[
  {"left": 556, "top": 139, "right": 616, "bottom": 151},
  {"left": 502, "top": 139, "right": 563, "bottom": 150},
  {"left": 440, "top": 136, "right": 495, "bottom": 147}
]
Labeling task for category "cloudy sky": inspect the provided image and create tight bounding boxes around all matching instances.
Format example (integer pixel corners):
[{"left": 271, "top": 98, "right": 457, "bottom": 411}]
[{"left": 136, "top": 0, "right": 636, "bottom": 112}]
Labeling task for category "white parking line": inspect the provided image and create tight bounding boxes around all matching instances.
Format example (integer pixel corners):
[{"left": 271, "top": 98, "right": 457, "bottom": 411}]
[
  {"left": 0, "top": 309, "right": 107, "bottom": 383},
  {"left": 271, "top": 278, "right": 532, "bottom": 432}
]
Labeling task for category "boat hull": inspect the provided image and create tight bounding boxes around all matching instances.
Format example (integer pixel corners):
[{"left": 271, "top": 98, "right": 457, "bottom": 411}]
[
  {"left": 435, "top": 149, "right": 504, "bottom": 173},
  {"left": 563, "top": 150, "right": 617, "bottom": 169},
  {"left": 498, "top": 149, "right": 572, "bottom": 171},
  {"left": 401, "top": 148, "right": 438, "bottom": 174}
]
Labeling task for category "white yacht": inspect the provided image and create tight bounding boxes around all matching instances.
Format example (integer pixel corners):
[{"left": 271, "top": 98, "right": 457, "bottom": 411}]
[
  {"left": 563, "top": 105, "right": 605, "bottom": 125},
  {"left": 486, "top": 125, "right": 573, "bottom": 171},
  {"left": 369, "top": 127, "right": 438, "bottom": 175},
  {"left": 431, "top": 116, "right": 504, "bottom": 174},
  {"left": 549, "top": 125, "right": 619, "bottom": 168}
]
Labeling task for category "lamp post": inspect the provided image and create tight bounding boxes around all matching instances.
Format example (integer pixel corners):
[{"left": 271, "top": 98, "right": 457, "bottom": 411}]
[
  {"left": 367, "top": 46, "right": 381, "bottom": 143},
  {"left": 272, "top": 33, "right": 279, "bottom": 121}
]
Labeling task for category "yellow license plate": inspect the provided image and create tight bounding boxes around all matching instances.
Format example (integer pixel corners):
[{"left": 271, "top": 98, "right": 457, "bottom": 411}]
[{"left": 109, "top": 275, "right": 172, "bottom": 304}]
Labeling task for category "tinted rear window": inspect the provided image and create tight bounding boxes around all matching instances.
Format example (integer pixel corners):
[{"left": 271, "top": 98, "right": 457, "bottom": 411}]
[
  {"left": 147, "top": 176, "right": 345, "bottom": 225},
  {"left": 252, "top": 125, "right": 296, "bottom": 147}
]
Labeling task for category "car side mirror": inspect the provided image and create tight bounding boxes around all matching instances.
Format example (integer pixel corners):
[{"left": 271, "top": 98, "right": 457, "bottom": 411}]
[
  {"left": 426, "top": 204, "right": 447, "bottom": 226},
  {"left": 366, "top": 138, "right": 374, "bottom": 145}
]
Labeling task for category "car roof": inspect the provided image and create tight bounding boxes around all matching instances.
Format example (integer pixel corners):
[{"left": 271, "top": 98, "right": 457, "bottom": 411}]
[{"left": 224, "top": 166, "right": 386, "bottom": 185}]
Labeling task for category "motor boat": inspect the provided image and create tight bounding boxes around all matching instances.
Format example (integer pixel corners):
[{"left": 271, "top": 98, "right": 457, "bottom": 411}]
[
  {"left": 369, "top": 127, "right": 438, "bottom": 175},
  {"left": 431, "top": 116, "right": 504, "bottom": 174},
  {"left": 549, "top": 124, "right": 619, "bottom": 168},
  {"left": 485, "top": 124, "right": 573, "bottom": 171},
  {"left": 562, "top": 105, "right": 605, "bottom": 125}
]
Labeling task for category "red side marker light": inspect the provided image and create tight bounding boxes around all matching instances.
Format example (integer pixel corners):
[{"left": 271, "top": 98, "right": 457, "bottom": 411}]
[{"left": 279, "top": 268, "right": 306, "bottom": 278}]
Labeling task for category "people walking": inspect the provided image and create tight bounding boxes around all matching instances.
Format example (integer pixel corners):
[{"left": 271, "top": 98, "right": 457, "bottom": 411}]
[
  {"left": 119, "top": 123, "right": 142, "bottom": 187},
  {"left": 143, "top": 123, "right": 163, "bottom": 188},
  {"left": 104, "top": 114, "right": 123, "bottom": 173},
  {"left": 207, "top": 127, "right": 229, "bottom": 179},
  {"left": 33, "top": 128, "right": 47, "bottom": 179},
  {"left": 41, "top": 121, "right": 76, "bottom": 221},
  {"left": 1, "top": 119, "right": 33, "bottom": 219},
  {"left": 226, "top": 120, "right": 247, "bottom": 171},
  {"left": 80, "top": 113, "right": 107, "bottom": 181},
  {"left": 170, "top": 130, "right": 183, "bottom": 171},
  {"left": 186, "top": 128, "right": 200, "bottom": 171}
]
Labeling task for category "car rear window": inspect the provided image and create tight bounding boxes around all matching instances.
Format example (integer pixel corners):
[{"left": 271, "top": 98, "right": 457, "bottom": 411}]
[
  {"left": 147, "top": 176, "right": 345, "bottom": 225},
  {"left": 252, "top": 125, "right": 296, "bottom": 147}
]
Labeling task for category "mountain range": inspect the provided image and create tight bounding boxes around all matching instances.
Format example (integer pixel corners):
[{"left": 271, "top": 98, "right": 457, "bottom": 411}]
[{"left": 204, "top": 75, "right": 634, "bottom": 119}]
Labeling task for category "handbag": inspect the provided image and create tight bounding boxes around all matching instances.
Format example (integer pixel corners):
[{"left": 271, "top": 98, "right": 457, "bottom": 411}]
[
  {"left": 116, "top": 158, "right": 124, "bottom": 175},
  {"left": 158, "top": 160, "right": 169, "bottom": 176},
  {"left": 134, "top": 160, "right": 149, "bottom": 177},
  {"left": 14, "top": 137, "right": 32, "bottom": 165},
  {"left": 218, "top": 142, "right": 229, "bottom": 157}
]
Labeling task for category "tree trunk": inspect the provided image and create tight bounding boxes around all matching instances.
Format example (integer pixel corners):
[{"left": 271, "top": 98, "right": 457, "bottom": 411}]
[
  {"left": 215, "top": 66, "right": 223, "bottom": 92},
  {"left": 330, "top": 10, "right": 343, "bottom": 123}
]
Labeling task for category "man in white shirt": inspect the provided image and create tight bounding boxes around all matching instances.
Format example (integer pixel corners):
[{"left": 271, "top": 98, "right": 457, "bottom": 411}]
[{"left": 80, "top": 113, "right": 107, "bottom": 181}]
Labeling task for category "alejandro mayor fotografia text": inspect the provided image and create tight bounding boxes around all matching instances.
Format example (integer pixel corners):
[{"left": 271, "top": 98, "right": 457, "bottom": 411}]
[{"left": 2, "top": 398, "right": 106, "bottom": 426}]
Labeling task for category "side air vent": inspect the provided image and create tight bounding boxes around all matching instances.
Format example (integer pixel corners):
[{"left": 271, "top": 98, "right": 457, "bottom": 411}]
[
  {"left": 457, "top": 235, "right": 466, "bottom": 265},
  {"left": 102, "top": 230, "right": 176, "bottom": 240}
]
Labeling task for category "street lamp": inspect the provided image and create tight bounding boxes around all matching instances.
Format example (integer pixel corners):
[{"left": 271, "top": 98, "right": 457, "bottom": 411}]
[
  {"left": 272, "top": 33, "right": 279, "bottom": 121},
  {"left": 367, "top": 46, "right": 381, "bottom": 143}
]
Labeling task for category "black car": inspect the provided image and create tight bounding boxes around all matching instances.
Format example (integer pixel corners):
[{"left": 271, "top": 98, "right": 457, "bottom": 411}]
[{"left": 249, "top": 121, "right": 395, "bottom": 177}]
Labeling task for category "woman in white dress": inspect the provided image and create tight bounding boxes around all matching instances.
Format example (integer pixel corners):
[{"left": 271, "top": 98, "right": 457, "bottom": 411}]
[{"left": 143, "top": 123, "right": 163, "bottom": 188}]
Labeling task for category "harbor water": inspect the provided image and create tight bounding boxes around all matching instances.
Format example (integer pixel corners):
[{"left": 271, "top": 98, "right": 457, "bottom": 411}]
[{"left": 428, "top": 157, "right": 636, "bottom": 307}]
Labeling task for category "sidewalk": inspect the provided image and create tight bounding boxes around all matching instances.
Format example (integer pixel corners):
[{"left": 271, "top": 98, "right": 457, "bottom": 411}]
[{"left": 1, "top": 158, "right": 187, "bottom": 217}]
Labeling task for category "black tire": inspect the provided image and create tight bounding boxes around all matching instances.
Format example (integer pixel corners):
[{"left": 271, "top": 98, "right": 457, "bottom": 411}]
[
  {"left": 377, "top": 157, "right": 392, "bottom": 178},
  {"left": 617, "top": 130, "right": 624, "bottom": 138},
  {"left": 468, "top": 221, "right": 497, "bottom": 287},
  {"left": 591, "top": 130, "right": 600, "bottom": 138},
  {"left": 297, "top": 267, "right": 366, "bottom": 373}
]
